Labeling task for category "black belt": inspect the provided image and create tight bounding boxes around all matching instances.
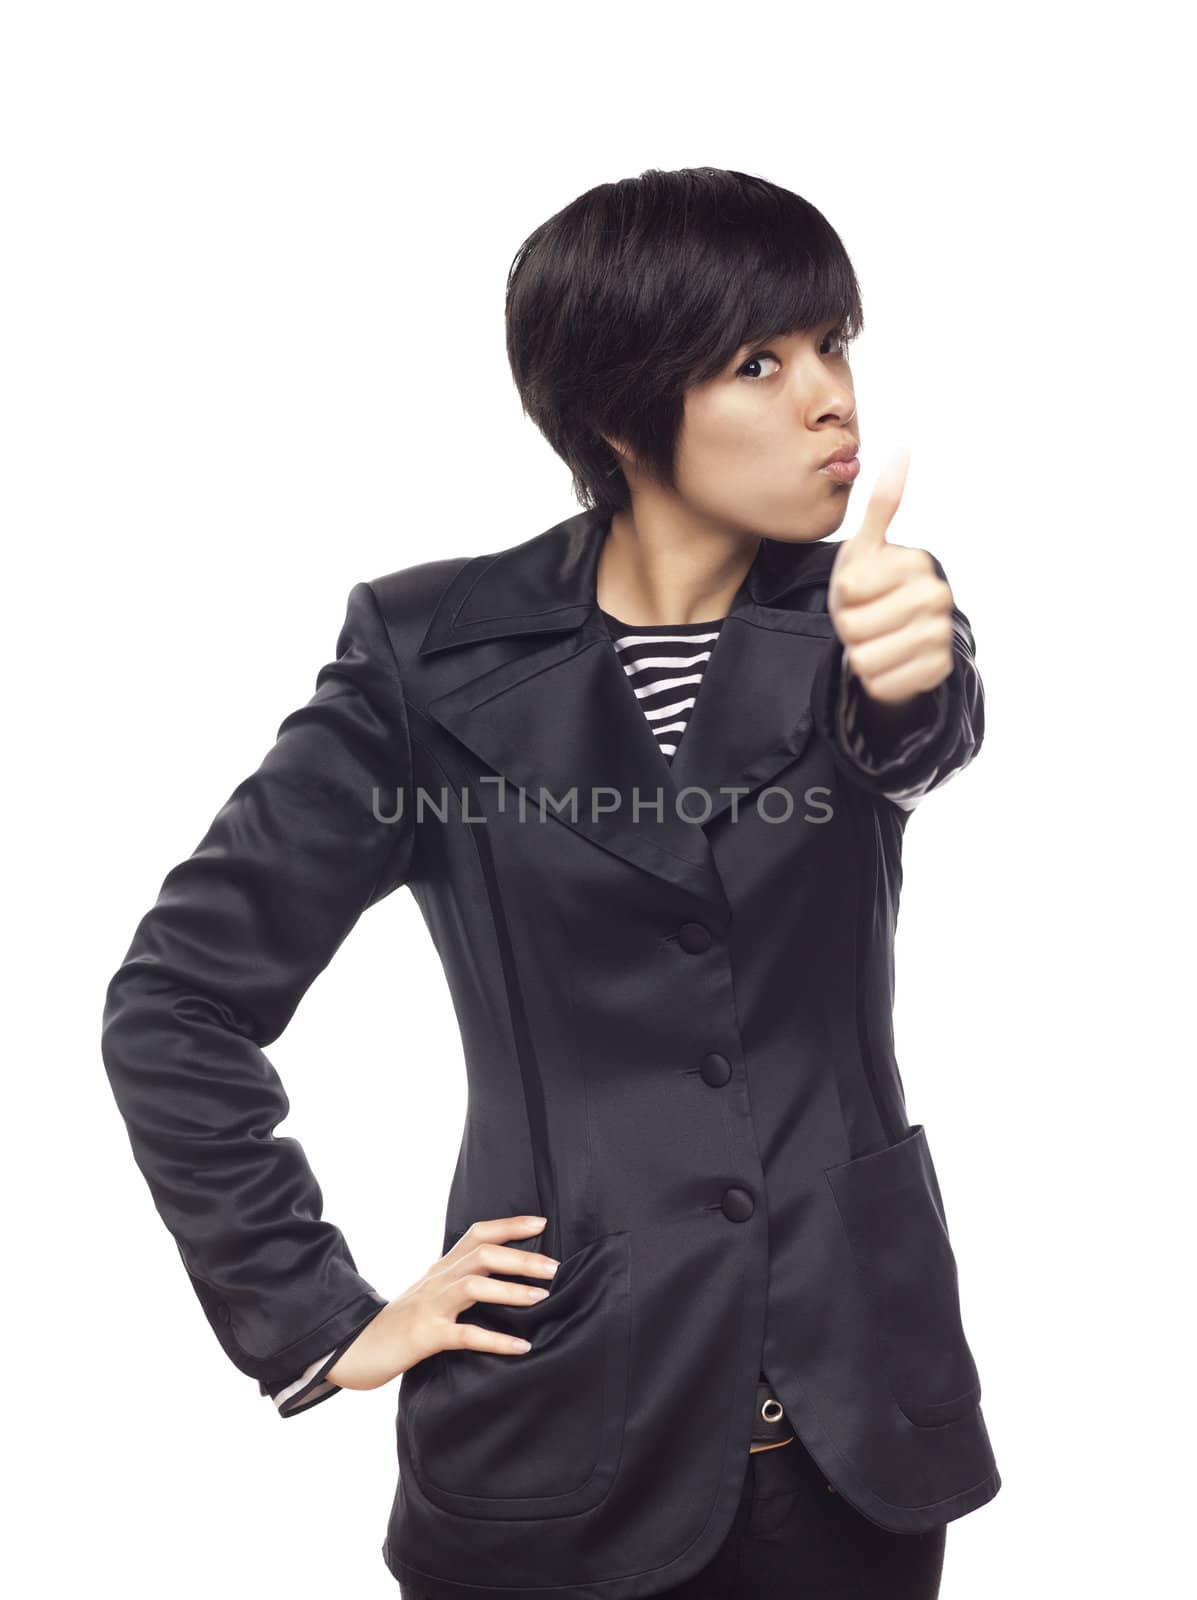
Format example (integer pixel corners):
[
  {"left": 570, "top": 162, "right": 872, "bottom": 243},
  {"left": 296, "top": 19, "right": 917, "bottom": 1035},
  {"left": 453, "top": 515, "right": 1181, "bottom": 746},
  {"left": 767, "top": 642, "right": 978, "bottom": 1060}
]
[{"left": 751, "top": 1375, "right": 795, "bottom": 1447}]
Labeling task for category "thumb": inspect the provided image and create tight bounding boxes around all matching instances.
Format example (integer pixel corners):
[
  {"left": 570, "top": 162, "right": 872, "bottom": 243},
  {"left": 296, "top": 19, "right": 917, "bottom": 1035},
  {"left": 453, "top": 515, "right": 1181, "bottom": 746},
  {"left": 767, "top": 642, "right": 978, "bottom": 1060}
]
[{"left": 847, "top": 445, "right": 910, "bottom": 555}]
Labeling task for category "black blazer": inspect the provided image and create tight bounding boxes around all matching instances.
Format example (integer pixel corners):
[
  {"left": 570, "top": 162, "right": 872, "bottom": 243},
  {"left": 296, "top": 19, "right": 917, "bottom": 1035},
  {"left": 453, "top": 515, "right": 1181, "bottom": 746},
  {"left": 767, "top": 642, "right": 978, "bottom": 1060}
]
[{"left": 101, "top": 506, "right": 999, "bottom": 1599}]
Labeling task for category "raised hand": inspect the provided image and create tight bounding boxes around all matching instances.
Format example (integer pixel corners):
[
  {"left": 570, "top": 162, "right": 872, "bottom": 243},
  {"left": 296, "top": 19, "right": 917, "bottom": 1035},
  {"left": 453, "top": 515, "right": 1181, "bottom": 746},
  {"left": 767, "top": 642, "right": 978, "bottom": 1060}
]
[{"left": 826, "top": 447, "right": 955, "bottom": 708}]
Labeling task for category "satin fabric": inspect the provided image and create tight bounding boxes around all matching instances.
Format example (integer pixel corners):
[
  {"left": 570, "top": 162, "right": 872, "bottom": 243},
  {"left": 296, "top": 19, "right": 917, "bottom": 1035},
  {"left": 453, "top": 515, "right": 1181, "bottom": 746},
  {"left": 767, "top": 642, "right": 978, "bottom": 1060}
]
[
  {"left": 398, "top": 1434, "right": 948, "bottom": 1600},
  {"left": 101, "top": 506, "right": 998, "bottom": 1600}
]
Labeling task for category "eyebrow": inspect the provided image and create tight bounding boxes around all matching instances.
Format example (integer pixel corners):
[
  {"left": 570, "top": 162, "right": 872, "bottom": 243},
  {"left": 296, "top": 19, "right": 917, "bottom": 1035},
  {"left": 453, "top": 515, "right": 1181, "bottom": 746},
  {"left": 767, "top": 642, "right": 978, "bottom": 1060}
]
[{"left": 738, "top": 319, "right": 844, "bottom": 353}]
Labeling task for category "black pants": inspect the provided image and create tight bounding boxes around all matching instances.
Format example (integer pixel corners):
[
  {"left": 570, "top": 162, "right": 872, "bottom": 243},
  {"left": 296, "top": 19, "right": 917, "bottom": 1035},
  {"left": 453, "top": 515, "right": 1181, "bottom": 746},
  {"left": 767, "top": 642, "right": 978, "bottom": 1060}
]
[{"left": 399, "top": 1435, "right": 947, "bottom": 1599}]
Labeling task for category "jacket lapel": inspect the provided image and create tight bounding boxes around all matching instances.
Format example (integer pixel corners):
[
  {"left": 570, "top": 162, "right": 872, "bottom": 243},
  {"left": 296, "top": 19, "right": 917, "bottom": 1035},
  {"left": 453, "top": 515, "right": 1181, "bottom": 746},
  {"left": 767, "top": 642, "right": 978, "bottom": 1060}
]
[
  {"left": 416, "top": 508, "right": 841, "bottom": 910},
  {"left": 664, "top": 600, "right": 837, "bottom": 821}
]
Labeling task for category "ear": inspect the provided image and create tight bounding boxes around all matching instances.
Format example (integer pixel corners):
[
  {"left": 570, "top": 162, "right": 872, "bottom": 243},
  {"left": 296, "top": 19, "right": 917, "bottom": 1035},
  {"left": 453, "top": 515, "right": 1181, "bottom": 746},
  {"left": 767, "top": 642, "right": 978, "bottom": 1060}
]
[{"left": 598, "top": 436, "right": 641, "bottom": 489}]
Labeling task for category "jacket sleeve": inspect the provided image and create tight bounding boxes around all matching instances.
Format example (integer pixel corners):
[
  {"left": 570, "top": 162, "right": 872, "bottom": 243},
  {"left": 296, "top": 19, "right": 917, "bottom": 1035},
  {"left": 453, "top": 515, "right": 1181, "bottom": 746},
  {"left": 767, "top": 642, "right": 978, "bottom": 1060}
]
[
  {"left": 811, "top": 553, "right": 985, "bottom": 811},
  {"left": 100, "top": 580, "right": 415, "bottom": 1413}
]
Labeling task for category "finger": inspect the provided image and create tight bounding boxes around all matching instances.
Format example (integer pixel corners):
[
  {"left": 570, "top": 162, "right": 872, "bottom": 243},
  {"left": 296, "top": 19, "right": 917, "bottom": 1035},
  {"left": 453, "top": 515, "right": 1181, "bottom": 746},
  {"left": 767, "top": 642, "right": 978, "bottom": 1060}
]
[
  {"left": 833, "top": 561, "right": 946, "bottom": 629},
  {"left": 466, "top": 1240, "right": 560, "bottom": 1279},
  {"left": 842, "top": 611, "right": 953, "bottom": 681},
  {"left": 444, "top": 1215, "right": 547, "bottom": 1259},
  {"left": 849, "top": 446, "right": 910, "bottom": 553},
  {"left": 451, "top": 1271, "right": 552, "bottom": 1312},
  {"left": 849, "top": 646, "right": 952, "bottom": 706},
  {"left": 451, "top": 1320, "right": 534, "bottom": 1355}
]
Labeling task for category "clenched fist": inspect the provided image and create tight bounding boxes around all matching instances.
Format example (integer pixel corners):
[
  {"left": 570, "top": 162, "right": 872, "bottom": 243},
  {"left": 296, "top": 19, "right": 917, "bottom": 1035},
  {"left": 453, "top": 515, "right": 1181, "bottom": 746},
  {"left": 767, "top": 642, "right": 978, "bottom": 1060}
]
[{"left": 827, "top": 447, "right": 955, "bottom": 710}]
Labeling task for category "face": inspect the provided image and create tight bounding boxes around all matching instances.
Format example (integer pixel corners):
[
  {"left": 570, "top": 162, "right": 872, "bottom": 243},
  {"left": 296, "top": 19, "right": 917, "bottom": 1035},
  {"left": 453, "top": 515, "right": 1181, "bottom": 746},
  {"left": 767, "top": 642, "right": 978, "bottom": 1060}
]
[{"left": 614, "top": 320, "right": 860, "bottom": 546}]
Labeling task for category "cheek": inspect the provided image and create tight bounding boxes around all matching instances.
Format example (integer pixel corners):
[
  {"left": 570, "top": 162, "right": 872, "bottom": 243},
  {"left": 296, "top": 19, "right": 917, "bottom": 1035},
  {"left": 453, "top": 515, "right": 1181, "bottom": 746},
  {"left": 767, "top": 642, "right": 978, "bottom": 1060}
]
[
  {"left": 675, "top": 394, "right": 849, "bottom": 535},
  {"left": 677, "top": 396, "right": 775, "bottom": 482}
]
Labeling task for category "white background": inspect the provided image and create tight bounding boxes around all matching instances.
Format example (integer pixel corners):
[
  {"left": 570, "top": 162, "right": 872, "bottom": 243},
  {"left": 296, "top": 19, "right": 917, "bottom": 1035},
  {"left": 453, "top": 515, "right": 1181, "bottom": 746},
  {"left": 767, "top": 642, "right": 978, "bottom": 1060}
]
[{"left": 4, "top": 2, "right": 1192, "bottom": 1594}]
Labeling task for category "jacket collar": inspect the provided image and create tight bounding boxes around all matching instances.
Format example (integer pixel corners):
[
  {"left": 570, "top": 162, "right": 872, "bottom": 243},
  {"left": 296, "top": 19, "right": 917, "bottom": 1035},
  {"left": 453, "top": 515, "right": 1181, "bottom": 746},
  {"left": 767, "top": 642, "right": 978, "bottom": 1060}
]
[
  {"left": 417, "top": 506, "right": 839, "bottom": 657},
  {"left": 416, "top": 507, "right": 841, "bottom": 913}
]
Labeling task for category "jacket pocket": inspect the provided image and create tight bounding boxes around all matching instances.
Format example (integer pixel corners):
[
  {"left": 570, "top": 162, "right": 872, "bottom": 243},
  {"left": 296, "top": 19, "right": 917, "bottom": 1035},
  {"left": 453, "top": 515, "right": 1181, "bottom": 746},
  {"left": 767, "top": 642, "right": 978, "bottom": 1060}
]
[
  {"left": 402, "top": 1229, "right": 632, "bottom": 1519},
  {"left": 824, "top": 1123, "right": 982, "bottom": 1427}
]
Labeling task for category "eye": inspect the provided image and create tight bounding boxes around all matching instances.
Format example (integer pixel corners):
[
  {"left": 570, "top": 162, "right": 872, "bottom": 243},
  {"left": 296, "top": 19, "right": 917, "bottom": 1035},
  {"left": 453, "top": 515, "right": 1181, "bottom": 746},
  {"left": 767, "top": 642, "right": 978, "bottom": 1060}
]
[
  {"left": 735, "top": 350, "right": 781, "bottom": 381},
  {"left": 735, "top": 325, "right": 852, "bottom": 381}
]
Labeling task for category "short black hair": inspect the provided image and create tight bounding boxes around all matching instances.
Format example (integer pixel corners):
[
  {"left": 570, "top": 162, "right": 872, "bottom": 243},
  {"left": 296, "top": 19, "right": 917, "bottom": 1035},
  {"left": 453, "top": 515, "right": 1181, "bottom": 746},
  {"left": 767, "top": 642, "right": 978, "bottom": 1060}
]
[{"left": 505, "top": 166, "right": 864, "bottom": 515}]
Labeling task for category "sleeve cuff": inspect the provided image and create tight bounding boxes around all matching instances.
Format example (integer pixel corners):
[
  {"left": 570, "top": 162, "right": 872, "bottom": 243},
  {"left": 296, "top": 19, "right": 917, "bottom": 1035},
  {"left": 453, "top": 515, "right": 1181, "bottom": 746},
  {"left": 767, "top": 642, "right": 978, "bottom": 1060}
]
[
  {"left": 268, "top": 1342, "right": 346, "bottom": 1417},
  {"left": 262, "top": 1300, "right": 387, "bottom": 1418},
  {"left": 834, "top": 644, "right": 948, "bottom": 776}
]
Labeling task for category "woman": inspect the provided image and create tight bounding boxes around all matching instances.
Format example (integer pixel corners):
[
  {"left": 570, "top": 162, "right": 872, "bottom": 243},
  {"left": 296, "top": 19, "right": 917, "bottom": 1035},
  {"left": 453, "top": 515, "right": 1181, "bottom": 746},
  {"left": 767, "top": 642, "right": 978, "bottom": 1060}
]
[{"left": 101, "top": 167, "right": 998, "bottom": 1598}]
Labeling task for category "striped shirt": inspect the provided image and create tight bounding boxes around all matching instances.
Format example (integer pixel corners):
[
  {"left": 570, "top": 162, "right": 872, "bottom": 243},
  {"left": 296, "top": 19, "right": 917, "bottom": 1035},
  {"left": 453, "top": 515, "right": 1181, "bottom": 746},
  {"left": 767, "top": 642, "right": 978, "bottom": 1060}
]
[{"left": 598, "top": 608, "right": 726, "bottom": 764}]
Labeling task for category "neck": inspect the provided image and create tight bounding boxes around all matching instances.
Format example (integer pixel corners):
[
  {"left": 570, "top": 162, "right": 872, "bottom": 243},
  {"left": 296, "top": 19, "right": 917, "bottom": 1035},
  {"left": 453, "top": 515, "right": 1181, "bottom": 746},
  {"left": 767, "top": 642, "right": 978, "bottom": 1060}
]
[{"left": 596, "top": 506, "right": 760, "bottom": 627}]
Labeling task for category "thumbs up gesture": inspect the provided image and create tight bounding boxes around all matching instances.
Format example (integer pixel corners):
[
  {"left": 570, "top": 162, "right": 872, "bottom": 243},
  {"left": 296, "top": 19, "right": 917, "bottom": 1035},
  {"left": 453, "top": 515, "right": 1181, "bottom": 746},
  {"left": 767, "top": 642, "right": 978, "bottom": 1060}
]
[{"left": 827, "top": 447, "right": 955, "bottom": 708}]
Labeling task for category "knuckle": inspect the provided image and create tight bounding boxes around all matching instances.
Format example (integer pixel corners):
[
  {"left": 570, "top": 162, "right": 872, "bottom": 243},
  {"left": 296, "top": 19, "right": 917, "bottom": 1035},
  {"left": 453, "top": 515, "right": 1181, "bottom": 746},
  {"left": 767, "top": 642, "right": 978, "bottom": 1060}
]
[
  {"left": 842, "top": 608, "right": 873, "bottom": 645},
  {"left": 913, "top": 574, "right": 947, "bottom": 610},
  {"left": 845, "top": 641, "right": 871, "bottom": 676}
]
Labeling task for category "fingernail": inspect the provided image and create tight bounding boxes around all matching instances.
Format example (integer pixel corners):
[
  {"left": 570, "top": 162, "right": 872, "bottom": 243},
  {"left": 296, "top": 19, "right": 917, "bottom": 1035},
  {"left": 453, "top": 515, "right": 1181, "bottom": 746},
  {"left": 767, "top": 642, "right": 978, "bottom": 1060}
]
[
  {"left": 511, "top": 1337, "right": 532, "bottom": 1352},
  {"left": 527, "top": 1286, "right": 550, "bottom": 1300}
]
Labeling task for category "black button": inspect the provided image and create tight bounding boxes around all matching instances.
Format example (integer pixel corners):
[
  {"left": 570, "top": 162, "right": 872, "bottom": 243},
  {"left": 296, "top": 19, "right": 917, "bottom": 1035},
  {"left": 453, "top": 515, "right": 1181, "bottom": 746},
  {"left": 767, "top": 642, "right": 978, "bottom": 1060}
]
[
  {"left": 721, "top": 1186, "right": 755, "bottom": 1222},
  {"left": 700, "top": 1052, "right": 732, "bottom": 1086},
  {"left": 216, "top": 1303, "right": 231, "bottom": 1324},
  {"left": 678, "top": 921, "right": 712, "bottom": 954}
]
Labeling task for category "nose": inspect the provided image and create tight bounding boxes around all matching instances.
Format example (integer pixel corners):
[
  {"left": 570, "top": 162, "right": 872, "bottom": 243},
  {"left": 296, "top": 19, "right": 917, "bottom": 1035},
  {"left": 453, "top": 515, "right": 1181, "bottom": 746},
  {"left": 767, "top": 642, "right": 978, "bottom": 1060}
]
[
  {"left": 805, "top": 377, "right": 855, "bottom": 431},
  {"left": 814, "top": 396, "right": 855, "bottom": 427}
]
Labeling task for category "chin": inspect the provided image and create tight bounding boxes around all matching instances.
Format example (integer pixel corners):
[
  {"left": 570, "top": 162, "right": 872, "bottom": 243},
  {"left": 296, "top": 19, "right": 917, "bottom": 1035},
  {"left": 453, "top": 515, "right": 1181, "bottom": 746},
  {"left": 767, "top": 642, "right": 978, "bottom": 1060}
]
[{"left": 756, "top": 497, "right": 852, "bottom": 544}]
